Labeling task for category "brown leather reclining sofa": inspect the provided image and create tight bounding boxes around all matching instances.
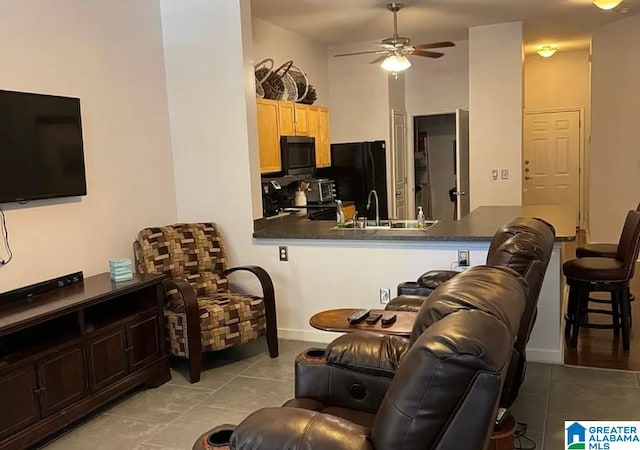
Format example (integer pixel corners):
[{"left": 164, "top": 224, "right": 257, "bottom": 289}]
[
  {"left": 388, "top": 216, "right": 555, "bottom": 408},
  {"left": 194, "top": 265, "right": 527, "bottom": 450}
]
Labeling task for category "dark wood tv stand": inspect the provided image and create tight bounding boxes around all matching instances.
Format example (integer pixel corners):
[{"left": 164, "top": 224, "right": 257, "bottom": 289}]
[{"left": 0, "top": 273, "right": 170, "bottom": 450}]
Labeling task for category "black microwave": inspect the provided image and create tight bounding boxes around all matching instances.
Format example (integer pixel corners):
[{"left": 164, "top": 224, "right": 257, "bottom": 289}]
[{"left": 280, "top": 136, "right": 315, "bottom": 175}]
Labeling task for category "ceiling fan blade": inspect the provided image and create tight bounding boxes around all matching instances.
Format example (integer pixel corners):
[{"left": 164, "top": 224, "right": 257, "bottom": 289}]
[
  {"left": 369, "top": 54, "right": 389, "bottom": 64},
  {"left": 414, "top": 41, "right": 456, "bottom": 50},
  {"left": 334, "top": 50, "right": 387, "bottom": 57},
  {"left": 411, "top": 49, "right": 444, "bottom": 58}
]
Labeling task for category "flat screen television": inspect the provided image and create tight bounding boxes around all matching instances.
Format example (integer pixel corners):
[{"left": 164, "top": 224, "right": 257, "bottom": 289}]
[{"left": 0, "top": 89, "right": 87, "bottom": 203}]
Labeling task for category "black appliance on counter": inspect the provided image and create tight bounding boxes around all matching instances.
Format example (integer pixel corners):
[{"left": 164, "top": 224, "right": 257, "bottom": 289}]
[
  {"left": 280, "top": 136, "right": 315, "bottom": 176},
  {"left": 306, "top": 178, "right": 336, "bottom": 204},
  {"left": 317, "top": 140, "right": 388, "bottom": 220},
  {"left": 261, "top": 180, "right": 293, "bottom": 217}
]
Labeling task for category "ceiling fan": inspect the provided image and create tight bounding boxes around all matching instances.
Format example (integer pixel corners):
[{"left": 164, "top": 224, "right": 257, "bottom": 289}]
[{"left": 334, "top": 3, "right": 455, "bottom": 72}]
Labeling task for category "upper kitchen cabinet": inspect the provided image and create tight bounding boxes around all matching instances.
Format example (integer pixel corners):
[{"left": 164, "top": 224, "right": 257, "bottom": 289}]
[
  {"left": 256, "top": 98, "right": 281, "bottom": 174},
  {"left": 256, "top": 99, "right": 331, "bottom": 173},
  {"left": 277, "top": 102, "right": 308, "bottom": 136},
  {"left": 309, "top": 106, "right": 330, "bottom": 168},
  {"left": 293, "top": 104, "right": 309, "bottom": 135},
  {"left": 317, "top": 107, "right": 330, "bottom": 168}
]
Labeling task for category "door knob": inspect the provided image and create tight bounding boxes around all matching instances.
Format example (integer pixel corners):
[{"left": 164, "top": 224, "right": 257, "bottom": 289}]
[{"left": 524, "top": 160, "right": 530, "bottom": 165}]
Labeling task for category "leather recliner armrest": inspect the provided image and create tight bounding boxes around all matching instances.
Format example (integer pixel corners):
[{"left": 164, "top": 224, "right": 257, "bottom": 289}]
[
  {"left": 396, "top": 269, "right": 461, "bottom": 298},
  {"left": 326, "top": 332, "right": 409, "bottom": 378},
  {"left": 396, "top": 281, "right": 435, "bottom": 297},
  {"left": 294, "top": 333, "right": 409, "bottom": 413},
  {"left": 231, "top": 407, "right": 373, "bottom": 450},
  {"left": 417, "top": 269, "right": 461, "bottom": 288}
]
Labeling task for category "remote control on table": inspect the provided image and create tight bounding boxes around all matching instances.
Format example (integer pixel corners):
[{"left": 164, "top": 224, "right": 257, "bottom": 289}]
[
  {"left": 381, "top": 314, "right": 397, "bottom": 326},
  {"left": 365, "top": 313, "right": 382, "bottom": 324},
  {"left": 347, "top": 309, "right": 371, "bottom": 324}
]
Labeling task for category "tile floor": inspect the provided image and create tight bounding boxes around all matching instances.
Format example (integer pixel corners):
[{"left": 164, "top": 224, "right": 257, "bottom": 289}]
[{"left": 37, "top": 339, "right": 640, "bottom": 450}]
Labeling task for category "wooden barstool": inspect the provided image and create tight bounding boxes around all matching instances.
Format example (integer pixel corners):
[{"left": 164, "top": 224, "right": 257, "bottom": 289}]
[
  {"left": 575, "top": 203, "right": 640, "bottom": 313},
  {"left": 563, "top": 210, "right": 640, "bottom": 350}
]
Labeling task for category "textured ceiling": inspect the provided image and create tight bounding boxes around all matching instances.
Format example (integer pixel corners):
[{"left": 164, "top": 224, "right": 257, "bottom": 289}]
[{"left": 251, "top": 0, "right": 638, "bottom": 52}]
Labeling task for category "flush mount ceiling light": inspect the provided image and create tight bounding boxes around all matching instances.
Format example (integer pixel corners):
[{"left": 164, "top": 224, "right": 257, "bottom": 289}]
[
  {"left": 381, "top": 53, "right": 412, "bottom": 72},
  {"left": 537, "top": 45, "right": 557, "bottom": 58},
  {"left": 593, "top": 0, "right": 623, "bottom": 10}
]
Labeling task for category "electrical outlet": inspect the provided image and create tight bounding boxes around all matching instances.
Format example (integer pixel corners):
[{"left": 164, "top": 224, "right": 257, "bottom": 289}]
[
  {"left": 457, "top": 249, "right": 469, "bottom": 266},
  {"left": 278, "top": 246, "right": 288, "bottom": 262},
  {"left": 379, "top": 288, "right": 391, "bottom": 304},
  {"left": 492, "top": 168, "right": 498, "bottom": 180}
]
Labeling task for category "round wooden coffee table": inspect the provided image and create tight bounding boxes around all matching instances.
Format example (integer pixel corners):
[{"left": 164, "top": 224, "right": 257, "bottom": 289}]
[{"left": 309, "top": 308, "right": 416, "bottom": 336}]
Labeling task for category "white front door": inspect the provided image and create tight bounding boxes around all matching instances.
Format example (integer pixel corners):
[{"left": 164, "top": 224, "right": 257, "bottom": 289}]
[
  {"left": 523, "top": 111, "right": 580, "bottom": 222},
  {"left": 392, "top": 110, "right": 408, "bottom": 219}
]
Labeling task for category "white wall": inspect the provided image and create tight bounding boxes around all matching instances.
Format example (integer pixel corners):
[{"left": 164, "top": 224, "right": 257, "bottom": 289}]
[
  {"left": 469, "top": 22, "right": 523, "bottom": 210},
  {"left": 525, "top": 50, "right": 590, "bottom": 115},
  {"left": 405, "top": 40, "right": 469, "bottom": 115},
  {"left": 0, "top": 0, "right": 176, "bottom": 292},
  {"left": 327, "top": 42, "right": 390, "bottom": 144},
  {"left": 252, "top": 17, "right": 330, "bottom": 107},
  {"left": 589, "top": 14, "right": 640, "bottom": 242}
]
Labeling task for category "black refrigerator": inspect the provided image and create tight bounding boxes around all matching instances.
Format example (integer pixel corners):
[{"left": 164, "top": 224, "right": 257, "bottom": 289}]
[{"left": 317, "top": 141, "right": 388, "bottom": 220}]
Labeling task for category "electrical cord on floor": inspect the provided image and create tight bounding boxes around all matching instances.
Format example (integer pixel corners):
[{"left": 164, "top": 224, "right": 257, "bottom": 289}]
[
  {"left": 0, "top": 206, "right": 12, "bottom": 266},
  {"left": 514, "top": 421, "right": 537, "bottom": 450}
]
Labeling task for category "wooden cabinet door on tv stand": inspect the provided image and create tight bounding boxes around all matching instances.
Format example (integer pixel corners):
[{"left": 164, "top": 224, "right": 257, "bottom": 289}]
[{"left": 0, "top": 273, "right": 170, "bottom": 450}]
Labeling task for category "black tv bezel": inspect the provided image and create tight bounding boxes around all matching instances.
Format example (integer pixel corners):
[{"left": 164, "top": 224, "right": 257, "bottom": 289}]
[{"left": 0, "top": 89, "right": 88, "bottom": 204}]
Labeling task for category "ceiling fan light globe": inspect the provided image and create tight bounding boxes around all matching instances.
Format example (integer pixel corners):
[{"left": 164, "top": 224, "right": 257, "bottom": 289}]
[
  {"left": 381, "top": 54, "right": 411, "bottom": 72},
  {"left": 536, "top": 45, "right": 557, "bottom": 58},
  {"left": 593, "top": 0, "right": 623, "bottom": 9}
]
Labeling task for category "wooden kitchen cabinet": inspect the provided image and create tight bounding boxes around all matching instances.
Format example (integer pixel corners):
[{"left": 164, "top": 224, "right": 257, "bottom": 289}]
[
  {"left": 256, "top": 98, "right": 282, "bottom": 174},
  {"left": 277, "top": 101, "right": 309, "bottom": 136},
  {"left": 293, "top": 104, "right": 309, "bottom": 135},
  {"left": 317, "top": 107, "right": 331, "bottom": 168},
  {"left": 277, "top": 101, "right": 296, "bottom": 136},
  {"left": 308, "top": 106, "right": 330, "bottom": 168},
  {"left": 256, "top": 99, "right": 331, "bottom": 173}
]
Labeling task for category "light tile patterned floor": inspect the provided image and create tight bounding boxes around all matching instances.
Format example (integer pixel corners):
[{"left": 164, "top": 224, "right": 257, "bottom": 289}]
[{"left": 37, "top": 339, "right": 640, "bottom": 450}]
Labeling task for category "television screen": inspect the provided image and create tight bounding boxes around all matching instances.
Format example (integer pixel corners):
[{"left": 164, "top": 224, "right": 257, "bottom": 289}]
[{"left": 0, "top": 89, "right": 87, "bottom": 203}]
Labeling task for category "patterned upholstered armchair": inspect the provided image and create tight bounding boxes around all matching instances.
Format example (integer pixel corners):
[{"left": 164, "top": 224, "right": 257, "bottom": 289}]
[{"left": 134, "top": 222, "right": 278, "bottom": 383}]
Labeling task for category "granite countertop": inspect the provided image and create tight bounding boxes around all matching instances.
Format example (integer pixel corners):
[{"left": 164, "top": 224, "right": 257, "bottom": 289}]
[{"left": 253, "top": 205, "right": 576, "bottom": 242}]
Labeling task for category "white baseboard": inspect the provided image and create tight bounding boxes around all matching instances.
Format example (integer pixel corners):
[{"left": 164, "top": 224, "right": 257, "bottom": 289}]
[
  {"left": 278, "top": 327, "right": 342, "bottom": 344},
  {"left": 527, "top": 348, "right": 562, "bottom": 364}
]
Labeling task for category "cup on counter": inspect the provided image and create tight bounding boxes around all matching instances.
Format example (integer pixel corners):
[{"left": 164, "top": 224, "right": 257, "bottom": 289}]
[
  {"left": 294, "top": 190, "right": 307, "bottom": 214},
  {"left": 356, "top": 217, "right": 366, "bottom": 229}
]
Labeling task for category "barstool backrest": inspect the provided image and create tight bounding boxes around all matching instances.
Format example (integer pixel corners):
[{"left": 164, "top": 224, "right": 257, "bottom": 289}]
[{"left": 615, "top": 209, "right": 640, "bottom": 280}]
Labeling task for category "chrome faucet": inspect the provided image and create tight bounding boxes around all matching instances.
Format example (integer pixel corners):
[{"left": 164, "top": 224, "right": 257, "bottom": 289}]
[{"left": 366, "top": 190, "right": 380, "bottom": 226}]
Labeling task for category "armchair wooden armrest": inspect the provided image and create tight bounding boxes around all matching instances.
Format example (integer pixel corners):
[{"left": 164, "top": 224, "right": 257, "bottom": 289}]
[
  {"left": 163, "top": 278, "right": 202, "bottom": 383},
  {"left": 224, "top": 265, "right": 278, "bottom": 357}
]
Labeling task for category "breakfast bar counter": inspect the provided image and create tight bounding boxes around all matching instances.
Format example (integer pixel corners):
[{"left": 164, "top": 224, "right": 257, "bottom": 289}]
[
  {"left": 254, "top": 204, "right": 574, "bottom": 365},
  {"left": 253, "top": 205, "right": 576, "bottom": 242}
]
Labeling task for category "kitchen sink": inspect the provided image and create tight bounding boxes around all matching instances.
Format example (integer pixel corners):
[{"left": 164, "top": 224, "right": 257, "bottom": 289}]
[{"left": 332, "top": 219, "right": 439, "bottom": 231}]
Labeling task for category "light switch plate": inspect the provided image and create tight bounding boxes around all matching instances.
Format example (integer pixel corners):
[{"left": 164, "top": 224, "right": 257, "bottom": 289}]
[{"left": 500, "top": 168, "right": 510, "bottom": 180}]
